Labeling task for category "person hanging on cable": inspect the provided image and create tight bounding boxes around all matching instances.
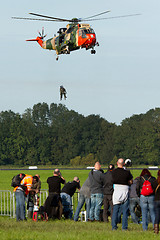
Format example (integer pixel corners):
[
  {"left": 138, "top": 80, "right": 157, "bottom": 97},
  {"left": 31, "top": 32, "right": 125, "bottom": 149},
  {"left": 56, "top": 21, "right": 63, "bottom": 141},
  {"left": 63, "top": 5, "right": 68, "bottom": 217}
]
[{"left": 60, "top": 85, "right": 67, "bottom": 100}]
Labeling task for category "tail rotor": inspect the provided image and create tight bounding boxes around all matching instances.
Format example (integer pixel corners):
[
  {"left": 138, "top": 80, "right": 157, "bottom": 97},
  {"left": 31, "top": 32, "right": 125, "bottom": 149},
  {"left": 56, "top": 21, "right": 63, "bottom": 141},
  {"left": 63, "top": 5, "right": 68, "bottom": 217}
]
[
  {"left": 38, "top": 27, "right": 47, "bottom": 39},
  {"left": 26, "top": 27, "right": 47, "bottom": 48}
]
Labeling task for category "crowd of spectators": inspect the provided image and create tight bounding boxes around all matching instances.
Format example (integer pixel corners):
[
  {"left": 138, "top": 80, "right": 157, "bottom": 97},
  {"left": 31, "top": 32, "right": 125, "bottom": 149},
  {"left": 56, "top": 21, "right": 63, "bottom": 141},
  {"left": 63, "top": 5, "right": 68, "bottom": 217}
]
[{"left": 13, "top": 159, "right": 160, "bottom": 234}]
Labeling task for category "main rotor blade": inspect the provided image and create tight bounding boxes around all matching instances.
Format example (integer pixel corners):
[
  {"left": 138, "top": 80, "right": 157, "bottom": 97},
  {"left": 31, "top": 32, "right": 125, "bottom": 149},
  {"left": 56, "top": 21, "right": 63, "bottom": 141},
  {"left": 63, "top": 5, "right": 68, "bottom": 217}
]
[
  {"left": 82, "top": 10, "right": 111, "bottom": 20},
  {"left": 42, "top": 27, "right": 44, "bottom": 36},
  {"left": 81, "top": 13, "right": 141, "bottom": 22},
  {"left": 29, "top": 13, "right": 72, "bottom": 22},
  {"left": 12, "top": 17, "right": 58, "bottom": 21},
  {"left": 38, "top": 30, "right": 42, "bottom": 37}
]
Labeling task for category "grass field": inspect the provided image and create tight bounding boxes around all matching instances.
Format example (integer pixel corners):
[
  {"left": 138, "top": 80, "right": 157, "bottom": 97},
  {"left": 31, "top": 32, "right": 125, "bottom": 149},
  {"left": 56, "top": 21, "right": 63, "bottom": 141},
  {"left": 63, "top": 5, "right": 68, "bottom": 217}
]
[
  {"left": 0, "top": 217, "right": 158, "bottom": 240},
  {"left": 0, "top": 167, "right": 158, "bottom": 191},
  {"left": 0, "top": 167, "right": 159, "bottom": 239},
  {"left": 0, "top": 169, "right": 91, "bottom": 191}
]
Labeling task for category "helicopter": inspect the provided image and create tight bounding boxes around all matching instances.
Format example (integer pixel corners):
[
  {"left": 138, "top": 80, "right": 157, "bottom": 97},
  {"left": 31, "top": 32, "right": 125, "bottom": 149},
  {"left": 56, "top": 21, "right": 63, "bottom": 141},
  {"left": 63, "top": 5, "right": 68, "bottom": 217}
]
[{"left": 12, "top": 11, "right": 140, "bottom": 60}]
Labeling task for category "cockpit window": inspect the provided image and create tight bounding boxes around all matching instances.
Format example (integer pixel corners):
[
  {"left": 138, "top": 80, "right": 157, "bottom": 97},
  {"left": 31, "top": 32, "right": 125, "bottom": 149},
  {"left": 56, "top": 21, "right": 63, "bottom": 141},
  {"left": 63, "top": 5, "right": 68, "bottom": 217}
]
[
  {"left": 84, "top": 28, "right": 95, "bottom": 34},
  {"left": 79, "top": 28, "right": 95, "bottom": 38},
  {"left": 89, "top": 28, "right": 95, "bottom": 34},
  {"left": 79, "top": 29, "right": 86, "bottom": 38}
]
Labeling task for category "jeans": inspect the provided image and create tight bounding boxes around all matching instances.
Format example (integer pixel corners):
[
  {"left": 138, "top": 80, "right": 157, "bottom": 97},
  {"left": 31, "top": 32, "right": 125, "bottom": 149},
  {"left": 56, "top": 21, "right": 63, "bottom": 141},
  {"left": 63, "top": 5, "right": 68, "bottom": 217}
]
[
  {"left": 60, "top": 192, "right": 73, "bottom": 219},
  {"left": 89, "top": 193, "right": 103, "bottom": 221},
  {"left": 112, "top": 199, "right": 129, "bottom": 230},
  {"left": 155, "top": 201, "right": 160, "bottom": 224},
  {"left": 140, "top": 195, "right": 155, "bottom": 230},
  {"left": 27, "top": 194, "right": 34, "bottom": 218},
  {"left": 129, "top": 197, "right": 140, "bottom": 223},
  {"left": 74, "top": 194, "right": 91, "bottom": 221},
  {"left": 15, "top": 190, "right": 25, "bottom": 221}
]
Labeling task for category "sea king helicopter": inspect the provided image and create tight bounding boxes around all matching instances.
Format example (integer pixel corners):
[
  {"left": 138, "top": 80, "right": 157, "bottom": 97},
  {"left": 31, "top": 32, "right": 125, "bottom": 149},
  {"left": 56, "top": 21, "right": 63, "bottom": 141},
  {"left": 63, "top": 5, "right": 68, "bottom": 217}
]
[{"left": 12, "top": 11, "right": 140, "bottom": 60}]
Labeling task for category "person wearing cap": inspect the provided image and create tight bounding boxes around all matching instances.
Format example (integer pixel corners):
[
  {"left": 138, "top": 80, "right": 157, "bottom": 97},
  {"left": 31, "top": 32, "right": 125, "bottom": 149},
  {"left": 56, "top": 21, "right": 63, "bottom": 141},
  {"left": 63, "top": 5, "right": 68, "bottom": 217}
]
[{"left": 61, "top": 177, "right": 80, "bottom": 219}]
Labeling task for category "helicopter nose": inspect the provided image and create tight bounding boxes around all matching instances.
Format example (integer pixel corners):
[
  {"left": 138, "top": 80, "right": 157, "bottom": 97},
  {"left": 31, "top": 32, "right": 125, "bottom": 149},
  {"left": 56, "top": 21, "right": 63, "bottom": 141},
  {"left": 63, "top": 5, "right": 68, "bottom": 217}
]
[{"left": 86, "top": 34, "right": 96, "bottom": 46}]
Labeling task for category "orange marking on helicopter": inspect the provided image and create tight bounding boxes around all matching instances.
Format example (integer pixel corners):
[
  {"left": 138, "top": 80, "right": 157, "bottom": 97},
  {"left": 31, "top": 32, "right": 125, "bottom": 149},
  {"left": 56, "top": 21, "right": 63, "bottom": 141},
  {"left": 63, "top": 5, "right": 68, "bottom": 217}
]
[
  {"left": 78, "top": 34, "right": 96, "bottom": 48},
  {"left": 26, "top": 37, "right": 43, "bottom": 47}
]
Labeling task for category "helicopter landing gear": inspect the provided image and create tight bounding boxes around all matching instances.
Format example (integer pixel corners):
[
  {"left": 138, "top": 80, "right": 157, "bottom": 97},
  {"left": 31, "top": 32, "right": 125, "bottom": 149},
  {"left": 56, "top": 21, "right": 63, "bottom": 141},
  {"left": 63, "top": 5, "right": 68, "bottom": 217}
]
[
  {"left": 65, "top": 49, "right": 70, "bottom": 54},
  {"left": 91, "top": 49, "right": 96, "bottom": 54}
]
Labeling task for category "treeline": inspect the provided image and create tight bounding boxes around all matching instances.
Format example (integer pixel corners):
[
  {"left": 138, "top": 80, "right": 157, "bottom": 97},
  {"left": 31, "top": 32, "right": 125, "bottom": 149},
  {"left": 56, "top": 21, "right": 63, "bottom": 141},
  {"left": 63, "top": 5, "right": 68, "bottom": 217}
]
[{"left": 0, "top": 102, "right": 160, "bottom": 166}]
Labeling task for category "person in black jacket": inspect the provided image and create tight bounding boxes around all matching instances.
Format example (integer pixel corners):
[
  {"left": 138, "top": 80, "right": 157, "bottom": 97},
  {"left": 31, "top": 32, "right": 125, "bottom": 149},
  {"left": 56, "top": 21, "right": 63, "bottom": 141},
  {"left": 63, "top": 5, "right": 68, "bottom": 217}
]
[
  {"left": 136, "top": 168, "right": 156, "bottom": 231},
  {"left": 103, "top": 164, "right": 114, "bottom": 222},
  {"left": 111, "top": 158, "right": 133, "bottom": 231},
  {"left": 60, "top": 177, "right": 80, "bottom": 219},
  {"left": 44, "top": 169, "right": 65, "bottom": 219}
]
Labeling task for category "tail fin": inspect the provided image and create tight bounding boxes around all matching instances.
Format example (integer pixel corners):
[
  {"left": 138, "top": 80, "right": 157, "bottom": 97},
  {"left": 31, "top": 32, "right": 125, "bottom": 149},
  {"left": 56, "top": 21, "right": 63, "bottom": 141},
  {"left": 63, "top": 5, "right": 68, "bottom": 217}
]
[{"left": 26, "top": 36, "right": 43, "bottom": 47}]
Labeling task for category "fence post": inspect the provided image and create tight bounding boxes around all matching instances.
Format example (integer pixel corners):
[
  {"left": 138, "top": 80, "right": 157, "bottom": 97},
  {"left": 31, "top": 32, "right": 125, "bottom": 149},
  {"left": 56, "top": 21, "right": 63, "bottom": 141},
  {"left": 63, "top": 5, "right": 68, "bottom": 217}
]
[{"left": 12, "top": 192, "right": 16, "bottom": 218}]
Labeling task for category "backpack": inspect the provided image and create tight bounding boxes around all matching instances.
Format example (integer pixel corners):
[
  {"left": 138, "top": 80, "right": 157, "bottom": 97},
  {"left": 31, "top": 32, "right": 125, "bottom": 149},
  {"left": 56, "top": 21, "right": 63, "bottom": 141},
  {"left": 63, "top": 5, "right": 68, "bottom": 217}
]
[
  {"left": 140, "top": 176, "right": 153, "bottom": 196},
  {"left": 11, "top": 174, "right": 22, "bottom": 188}
]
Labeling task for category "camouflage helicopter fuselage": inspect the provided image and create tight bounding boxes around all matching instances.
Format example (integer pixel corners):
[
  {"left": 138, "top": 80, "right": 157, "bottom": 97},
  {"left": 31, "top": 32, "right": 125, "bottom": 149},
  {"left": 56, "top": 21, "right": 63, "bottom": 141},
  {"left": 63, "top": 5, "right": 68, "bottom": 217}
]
[{"left": 30, "top": 22, "right": 97, "bottom": 57}]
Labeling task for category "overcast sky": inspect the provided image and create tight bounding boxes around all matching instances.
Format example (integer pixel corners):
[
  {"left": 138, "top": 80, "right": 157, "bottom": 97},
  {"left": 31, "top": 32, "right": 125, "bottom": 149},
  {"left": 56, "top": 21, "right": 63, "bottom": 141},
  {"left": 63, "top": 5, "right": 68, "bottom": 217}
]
[{"left": 1, "top": 0, "right": 160, "bottom": 125}]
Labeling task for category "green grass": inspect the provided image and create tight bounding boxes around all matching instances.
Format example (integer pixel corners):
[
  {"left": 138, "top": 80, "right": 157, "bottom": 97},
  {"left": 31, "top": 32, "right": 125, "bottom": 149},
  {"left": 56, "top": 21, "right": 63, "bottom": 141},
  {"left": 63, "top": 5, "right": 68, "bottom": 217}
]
[
  {"left": 0, "top": 169, "right": 91, "bottom": 191},
  {"left": 0, "top": 168, "right": 158, "bottom": 191},
  {"left": 0, "top": 217, "right": 158, "bottom": 240}
]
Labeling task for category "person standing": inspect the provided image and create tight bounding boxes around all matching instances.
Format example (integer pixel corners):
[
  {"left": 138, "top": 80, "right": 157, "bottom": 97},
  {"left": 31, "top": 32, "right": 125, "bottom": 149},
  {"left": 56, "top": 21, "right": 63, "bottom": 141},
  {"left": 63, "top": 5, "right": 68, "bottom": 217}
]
[
  {"left": 21, "top": 174, "right": 33, "bottom": 218},
  {"left": 154, "top": 170, "right": 160, "bottom": 234},
  {"left": 45, "top": 169, "right": 65, "bottom": 219},
  {"left": 74, "top": 177, "right": 91, "bottom": 221},
  {"left": 27, "top": 175, "right": 41, "bottom": 218},
  {"left": 136, "top": 168, "right": 156, "bottom": 231},
  {"left": 103, "top": 164, "right": 114, "bottom": 222},
  {"left": 47, "top": 169, "right": 65, "bottom": 195},
  {"left": 129, "top": 177, "right": 140, "bottom": 224},
  {"left": 111, "top": 158, "right": 133, "bottom": 230},
  {"left": 89, "top": 162, "right": 104, "bottom": 221},
  {"left": 61, "top": 177, "right": 80, "bottom": 219},
  {"left": 13, "top": 173, "right": 26, "bottom": 221}
]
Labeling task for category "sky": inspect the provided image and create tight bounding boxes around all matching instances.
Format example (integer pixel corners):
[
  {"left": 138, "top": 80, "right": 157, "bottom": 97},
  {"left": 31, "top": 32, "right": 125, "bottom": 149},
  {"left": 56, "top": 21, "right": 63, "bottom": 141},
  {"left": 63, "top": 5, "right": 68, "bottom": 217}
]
[{"left": 1, "top": 0, "right": 160, "bottom": 125}]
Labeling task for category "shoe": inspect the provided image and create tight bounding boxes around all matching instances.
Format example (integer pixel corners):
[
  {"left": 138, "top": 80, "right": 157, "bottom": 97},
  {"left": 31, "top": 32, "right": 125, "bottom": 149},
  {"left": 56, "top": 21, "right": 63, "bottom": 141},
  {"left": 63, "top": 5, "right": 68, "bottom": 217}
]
[
  {"left": 154, "top": 224, "right": 159, "bottom": 234},
  {"left": 88, "top": 219, "right": 94, "bottom": 222}
]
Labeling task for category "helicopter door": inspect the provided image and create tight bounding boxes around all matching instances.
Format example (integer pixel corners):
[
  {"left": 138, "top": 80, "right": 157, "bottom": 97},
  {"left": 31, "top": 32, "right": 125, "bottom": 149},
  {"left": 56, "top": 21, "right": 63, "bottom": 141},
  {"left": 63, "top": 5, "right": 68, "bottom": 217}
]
[{"left": 59, "top": 34, "right": 65, "bottom": 45}]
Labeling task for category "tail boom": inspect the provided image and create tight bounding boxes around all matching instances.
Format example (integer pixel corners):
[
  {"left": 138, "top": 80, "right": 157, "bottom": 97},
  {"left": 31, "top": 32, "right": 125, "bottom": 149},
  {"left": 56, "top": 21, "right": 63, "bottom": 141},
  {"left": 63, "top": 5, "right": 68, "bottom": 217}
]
[{"left": 26, "top": 36, "right": 43, "bottom": 48}]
